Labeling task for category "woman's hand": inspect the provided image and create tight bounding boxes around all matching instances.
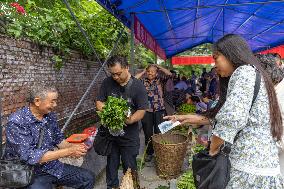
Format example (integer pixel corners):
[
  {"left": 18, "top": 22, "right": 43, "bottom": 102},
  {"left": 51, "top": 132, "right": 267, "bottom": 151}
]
[
  {"left": 163, "top": 114, "right": 187, "bottom": 122},
  {"left": 164, "top": 114, "right": 210, "bottom": 125}
]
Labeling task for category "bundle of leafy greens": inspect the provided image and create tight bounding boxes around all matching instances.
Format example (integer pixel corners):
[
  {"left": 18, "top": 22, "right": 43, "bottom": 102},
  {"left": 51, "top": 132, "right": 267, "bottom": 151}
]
[
  {"left": 177, "top": 170, "right": 195, "bottom": 189},
  {"left": 177, "top": 104, "right": 196, "bottom": 114},
  {"left": 177, "top": 144, "right": 206, "bottom": 189},
  {"left": 98, "top": 96, "right": 129, "bottom": 132}
]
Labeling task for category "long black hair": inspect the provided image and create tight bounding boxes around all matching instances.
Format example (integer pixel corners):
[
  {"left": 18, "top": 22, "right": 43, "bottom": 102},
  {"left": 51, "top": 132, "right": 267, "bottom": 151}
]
[{"left": 205, "top": 34, "right": 283, "bottom": 141}]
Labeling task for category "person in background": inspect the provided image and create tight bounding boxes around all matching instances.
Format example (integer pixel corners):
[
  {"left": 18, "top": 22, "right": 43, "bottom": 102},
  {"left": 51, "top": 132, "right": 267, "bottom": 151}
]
[
  {"left": 200, "top": 72, "right": 210, "bottom": 94},
  {"left": 256, "top": 53, "right": 284, "bottom": 176},
  {"left": 273, "top": 53, "right": 282, "bottom": 69},
  {"left": 202, "top": 94, "right": 214, "bottom": 110},
  {"left": 189, "top": 95, "right": 207, "bottom": 113},
  {"left": 163, "top": 70, "right": 176, "bottom": 115},
  {"left": 96, "top": 56, "right": 148, "bottom": 189},
  {"left": 190, "top": 71, "right": 197, "bottom": 93},
  {"left": 174, "top": 76, "right": 188, "bottom": 91},
  {"left": 165, "top": 70, "right": 175, "bottom": 93},
  {"left": 201, "top": 67, "right": 207, "bottom": 78},
  {"left": 165, "top": 34, "right": 284, "bottom": 188},
  {"left": 135, "top": 64, "right": 172, "bottom": 162},
  {"left": 208, "top": 69, "right": 218, "bottom": 97},
  {"left": 5, "top": 84, "right": 95, "bottom": 189}
]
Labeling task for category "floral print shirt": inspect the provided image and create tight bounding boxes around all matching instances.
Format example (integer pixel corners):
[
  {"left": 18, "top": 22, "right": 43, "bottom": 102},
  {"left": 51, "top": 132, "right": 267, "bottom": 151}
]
[
  {"left": 141, "top": 77, "right": 165, "bottom": 112},
  {"left": 212, "top": 65, "right": 280, "bottom": 174}
]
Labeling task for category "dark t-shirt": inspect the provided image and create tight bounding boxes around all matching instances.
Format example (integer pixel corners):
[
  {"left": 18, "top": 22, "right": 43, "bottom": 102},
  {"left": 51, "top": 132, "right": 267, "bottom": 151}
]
[{"left": 96, "top": 76, "right": 148, "bottom": 146}]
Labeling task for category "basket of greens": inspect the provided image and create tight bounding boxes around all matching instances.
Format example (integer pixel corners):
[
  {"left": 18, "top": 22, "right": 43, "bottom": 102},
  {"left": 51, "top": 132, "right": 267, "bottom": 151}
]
[{"left": 97, "top": 96, "right": 130, "bottom": 136}]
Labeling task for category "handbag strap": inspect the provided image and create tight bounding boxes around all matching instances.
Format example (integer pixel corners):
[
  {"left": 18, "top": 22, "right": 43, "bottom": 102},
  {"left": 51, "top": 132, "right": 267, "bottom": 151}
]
[{"left": 251, "top": 69, "right": 261, "bottom": 111}]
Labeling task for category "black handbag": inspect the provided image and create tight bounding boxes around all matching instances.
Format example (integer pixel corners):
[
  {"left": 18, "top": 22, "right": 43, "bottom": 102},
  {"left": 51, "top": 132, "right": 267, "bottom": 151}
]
[
  {"left": 192, "top": 143, "right": 231, "bottom": 189},
  {"left": 192, "top": 69, "right": 261, "bottom": 189},
  {"left": 0, "top": 120, "right": 45, "bottom": 188},
  {"left": 94, "top": 126, "right": 113, "bottom": 156}
]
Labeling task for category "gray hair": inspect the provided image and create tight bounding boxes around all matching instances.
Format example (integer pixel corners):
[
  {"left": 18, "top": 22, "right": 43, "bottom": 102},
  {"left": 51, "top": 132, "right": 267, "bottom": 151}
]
[{"left": 27, "top": 83, "right": 57, "bottom": 103}]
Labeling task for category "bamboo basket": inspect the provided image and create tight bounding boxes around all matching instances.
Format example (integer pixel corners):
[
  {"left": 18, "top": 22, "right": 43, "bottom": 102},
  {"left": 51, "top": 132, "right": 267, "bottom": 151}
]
[{"left": 152, "top": 133, "right": 189, "bottom": 179}]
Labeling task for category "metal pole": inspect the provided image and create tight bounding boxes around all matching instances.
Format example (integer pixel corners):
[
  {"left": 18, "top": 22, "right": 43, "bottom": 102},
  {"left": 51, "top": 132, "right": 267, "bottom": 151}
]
[
  {"left": 134, "top": 0, "right": 284, "bottom": 14},
  {"left": 62, "top": 0, "right": 108, "bottom": 76},
  {"left": 0, "top": 94, "right": 2, "bottom": 158},
  {"left": 61, "top": 28, "right": 125, "bottom": 132},
  {"left": 223, "top": 8, "right": 225, "bottom": 36},
  {"left": 130, "top": 13, "right": 135, "bottom": 75}
]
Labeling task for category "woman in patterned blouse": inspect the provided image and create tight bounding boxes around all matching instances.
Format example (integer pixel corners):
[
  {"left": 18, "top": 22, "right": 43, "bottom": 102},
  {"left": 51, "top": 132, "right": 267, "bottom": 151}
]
[{"left": 165, "top": 34, "right": 284, "bottom": 188}]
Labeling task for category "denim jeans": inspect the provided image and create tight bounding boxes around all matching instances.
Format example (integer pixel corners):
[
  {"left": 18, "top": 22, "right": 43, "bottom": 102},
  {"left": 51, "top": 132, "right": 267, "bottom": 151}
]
[{"left": 26, "top": 164, "right": 95, "bottom": 189}]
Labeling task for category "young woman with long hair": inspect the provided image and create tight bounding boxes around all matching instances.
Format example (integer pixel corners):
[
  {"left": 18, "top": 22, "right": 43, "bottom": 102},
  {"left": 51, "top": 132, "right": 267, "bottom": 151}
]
[{"left": 165, "top": 34, "right": 284, "bottom": 188}]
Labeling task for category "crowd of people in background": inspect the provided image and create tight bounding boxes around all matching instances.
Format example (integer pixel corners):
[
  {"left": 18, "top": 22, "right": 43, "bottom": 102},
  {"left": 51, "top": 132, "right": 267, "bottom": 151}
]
[{"left": 161, "top": 66, "right": 220, "bottom": 113}]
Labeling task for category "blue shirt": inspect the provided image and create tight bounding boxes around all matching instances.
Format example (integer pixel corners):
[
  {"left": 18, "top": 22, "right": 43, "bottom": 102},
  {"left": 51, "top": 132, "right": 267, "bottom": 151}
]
[
  {"left": 174, "top": 81, "right": 188, "bottom": 90},
  {"left": 5, "top": 107, "right": 65, "bottom": 178}
]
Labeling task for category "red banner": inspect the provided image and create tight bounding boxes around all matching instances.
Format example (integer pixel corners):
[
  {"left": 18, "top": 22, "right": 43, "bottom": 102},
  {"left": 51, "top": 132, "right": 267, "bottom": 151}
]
[
  {"left": 260, "top": 45, "right": 284, "bottom": 58},
  {"left": 172, "top": 56, "right": 214, "bottom": 65},
  {"left": 134, "top": 15, "right": 166, "bottom": 60}
]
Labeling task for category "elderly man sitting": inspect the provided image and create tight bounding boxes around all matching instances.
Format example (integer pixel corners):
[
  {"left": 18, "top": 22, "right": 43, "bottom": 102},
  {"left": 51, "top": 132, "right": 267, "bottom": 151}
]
[{"left": 4, "top": 83, "right": 95, "bottom": 189}]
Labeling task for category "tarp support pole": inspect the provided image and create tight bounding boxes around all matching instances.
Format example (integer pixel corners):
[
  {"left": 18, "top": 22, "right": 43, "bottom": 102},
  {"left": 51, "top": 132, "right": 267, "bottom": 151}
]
[
  {"left": 62, "top": 0, "right": 108, "bottom": 75},
  {"left": 130, "top": 13, "right": 135, "bottom": 74},
  {"left": 134, "top": 0, "right": 284, "bottom": 14},
  {"left": 223, "top": 8, "right": 225, "bottom": 36},
  {"left": 61, "top": 28, "right": 125, "bottom": 132}
]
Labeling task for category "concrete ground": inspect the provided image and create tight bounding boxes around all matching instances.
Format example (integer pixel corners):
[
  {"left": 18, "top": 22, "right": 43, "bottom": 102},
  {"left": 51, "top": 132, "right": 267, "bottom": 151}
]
[{"left": 94, "top": 127, "right": 191, "bottom": 189}]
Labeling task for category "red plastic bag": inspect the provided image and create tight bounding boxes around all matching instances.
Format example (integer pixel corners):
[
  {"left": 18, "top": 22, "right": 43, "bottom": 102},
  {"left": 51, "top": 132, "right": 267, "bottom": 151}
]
[{"left": 82, "top": 126, "right": 96, "bottom": 136}]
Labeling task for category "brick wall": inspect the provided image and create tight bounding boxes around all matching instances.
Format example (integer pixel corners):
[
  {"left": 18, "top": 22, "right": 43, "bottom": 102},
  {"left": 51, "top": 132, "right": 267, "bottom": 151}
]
[{"left": 0, "top": 35, "right": 106, "bottom": 133}]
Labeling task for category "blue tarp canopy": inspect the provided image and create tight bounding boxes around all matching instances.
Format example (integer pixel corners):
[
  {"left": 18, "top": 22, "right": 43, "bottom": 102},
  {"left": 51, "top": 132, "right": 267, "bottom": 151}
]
[{"left": 95, "top": 0, "right": 284, "bottom": 59}]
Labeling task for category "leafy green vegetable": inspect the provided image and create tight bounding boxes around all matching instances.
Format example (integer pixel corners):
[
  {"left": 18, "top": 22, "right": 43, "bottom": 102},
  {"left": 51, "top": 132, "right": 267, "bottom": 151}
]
[
  {"left": 177, "top": 104, "right": 196, "bottom": 114},
  {"left": 177, "top": 170, "right": 195, "bottom": 189},
  {"left": 97, "top": 96, "right": 129, "bottom": 132},
  {"left": 191, "top": 144, "right": 206, "bottom": 154},
  {"left": 160, "top": 140, "right": 172, "bottom": 145},
  {"left": 177, "top": 144, "right": 206, "bottom": 189}
]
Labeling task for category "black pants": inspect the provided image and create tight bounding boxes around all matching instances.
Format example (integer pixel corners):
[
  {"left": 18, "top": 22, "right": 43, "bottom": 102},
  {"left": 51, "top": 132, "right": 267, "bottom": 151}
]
[
  {"left": 106, "top": 142, "right": 139, "bottom": 189},
  {"left": 141, "top": 110, "right": 166, "bottom": 155}
]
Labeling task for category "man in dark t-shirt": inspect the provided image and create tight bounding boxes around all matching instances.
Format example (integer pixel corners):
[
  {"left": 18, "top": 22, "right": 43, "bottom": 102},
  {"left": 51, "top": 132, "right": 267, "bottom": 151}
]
[{"left": 96, "top": 56, "right": 148, "bottom": 189}]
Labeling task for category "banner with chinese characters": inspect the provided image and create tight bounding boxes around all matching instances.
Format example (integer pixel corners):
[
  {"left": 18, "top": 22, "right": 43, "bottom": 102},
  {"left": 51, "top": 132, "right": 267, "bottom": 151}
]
[{"left": 134, "top": 15, "right": 166, "bottom": 60}]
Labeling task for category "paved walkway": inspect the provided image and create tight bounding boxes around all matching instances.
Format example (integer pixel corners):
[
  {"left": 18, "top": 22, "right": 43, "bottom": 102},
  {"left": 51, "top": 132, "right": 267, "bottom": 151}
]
[{"left": 94, "top": 127, "right": 191, "bottom": 189}]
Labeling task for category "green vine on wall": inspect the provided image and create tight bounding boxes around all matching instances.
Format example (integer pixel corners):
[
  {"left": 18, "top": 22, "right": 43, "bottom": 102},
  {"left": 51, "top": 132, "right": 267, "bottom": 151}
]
[{"left": 51, "top": 55, "right": 63, "bottom": 71}]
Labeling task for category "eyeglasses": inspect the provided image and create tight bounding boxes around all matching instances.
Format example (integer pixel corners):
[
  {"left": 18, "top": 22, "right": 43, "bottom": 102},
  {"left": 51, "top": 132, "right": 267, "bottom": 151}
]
[{"left": 110, "top": 72, "right": 123, "bottom": 77}]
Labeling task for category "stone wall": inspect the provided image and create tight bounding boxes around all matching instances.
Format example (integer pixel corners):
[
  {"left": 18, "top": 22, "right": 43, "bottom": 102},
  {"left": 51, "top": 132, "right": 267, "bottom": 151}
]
[{"left": 0, "top": 35, "right": 106, "bottom": 132}]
